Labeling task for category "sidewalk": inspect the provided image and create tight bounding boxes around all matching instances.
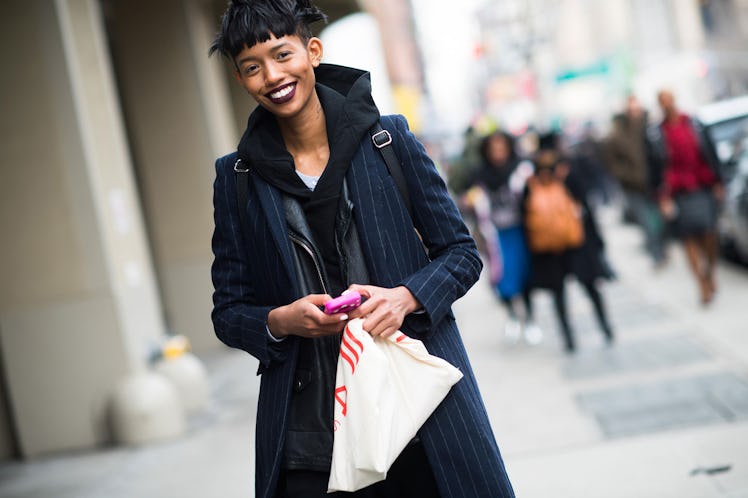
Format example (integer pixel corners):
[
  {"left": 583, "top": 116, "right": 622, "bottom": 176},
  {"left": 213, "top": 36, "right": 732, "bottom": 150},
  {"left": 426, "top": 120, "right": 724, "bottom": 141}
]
[
  {"left": 1, "top": 208, "right": 747, "bottom": 497},
  {"left": 455, "top": 206, "right": 748, "bottom": 497}
]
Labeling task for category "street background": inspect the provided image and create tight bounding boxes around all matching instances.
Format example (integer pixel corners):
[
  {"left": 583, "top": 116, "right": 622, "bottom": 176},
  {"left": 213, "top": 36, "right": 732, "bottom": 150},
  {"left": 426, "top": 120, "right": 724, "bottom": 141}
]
[
  {"left": 2, "top": 1, "right": 748, "bottom": 496},
  {"left": 1, "top": 205, "right": 746, "bottom": 497}
]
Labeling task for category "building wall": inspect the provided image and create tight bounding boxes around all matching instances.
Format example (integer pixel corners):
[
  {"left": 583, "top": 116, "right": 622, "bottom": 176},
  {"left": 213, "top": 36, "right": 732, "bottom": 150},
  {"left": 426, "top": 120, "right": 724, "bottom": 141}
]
[
  {"left": 0, "top": 0, "right": 367, "bottom": 461},
  {"left": 105, "top": 0, "right": 238, "bottom": 352},
  {"left": 0, "top": 0, "right": 142, "bottom": 457}
]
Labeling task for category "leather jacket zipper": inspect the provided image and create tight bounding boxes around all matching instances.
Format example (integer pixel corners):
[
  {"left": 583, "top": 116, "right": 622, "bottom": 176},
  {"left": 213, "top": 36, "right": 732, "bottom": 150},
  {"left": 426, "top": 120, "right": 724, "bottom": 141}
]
[{"left": 288, "top": 231, "right": 328, "bottom": 295}]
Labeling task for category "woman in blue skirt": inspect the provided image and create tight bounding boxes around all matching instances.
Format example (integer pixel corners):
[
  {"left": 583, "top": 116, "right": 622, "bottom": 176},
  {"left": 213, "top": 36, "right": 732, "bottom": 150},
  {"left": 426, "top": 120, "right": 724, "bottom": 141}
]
[{"left": 472, "top": 131, "right": 541, "bottom": 344}]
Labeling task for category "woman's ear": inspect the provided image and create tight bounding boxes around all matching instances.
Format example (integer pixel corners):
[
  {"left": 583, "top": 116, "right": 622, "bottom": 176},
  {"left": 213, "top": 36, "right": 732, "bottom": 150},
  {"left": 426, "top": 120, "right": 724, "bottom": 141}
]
[{"left": 307, "top": 37, "right": 323, "bottom": 67}]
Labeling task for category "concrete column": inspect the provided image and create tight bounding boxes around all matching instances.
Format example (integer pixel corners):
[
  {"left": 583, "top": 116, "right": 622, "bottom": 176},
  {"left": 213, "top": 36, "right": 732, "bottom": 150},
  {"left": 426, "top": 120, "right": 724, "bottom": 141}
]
[
  {"left": 0, "top": 348, "right": 17, "bottom": 459},
  {"left": 0, "top": 0, "right": 167, "bottom": 457},
  {"left": 670, "top": 0, "right": 706, "bottom": 51},
  {"left": 105, "top": 0, "right": 239, "bottom": 352},
  {"left": 359, "top": 0, "right": 425, "bottom": 132}
]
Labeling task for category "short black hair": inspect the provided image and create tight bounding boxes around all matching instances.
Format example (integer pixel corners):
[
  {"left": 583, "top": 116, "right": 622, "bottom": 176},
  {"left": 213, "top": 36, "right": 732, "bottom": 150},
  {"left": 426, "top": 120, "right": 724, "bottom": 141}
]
[
  {"left": 479, "top": 131, "right": 516, "bottom": 163},
  {"left": 209, "top": 0, "right": 327, "bottom": 60}
]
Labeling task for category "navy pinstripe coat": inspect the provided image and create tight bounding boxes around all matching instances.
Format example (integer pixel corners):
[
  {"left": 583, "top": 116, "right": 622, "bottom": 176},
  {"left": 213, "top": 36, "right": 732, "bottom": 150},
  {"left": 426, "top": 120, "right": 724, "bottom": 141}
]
[{"left": 211, "top": 114, "right": 515, "bottom": 498}]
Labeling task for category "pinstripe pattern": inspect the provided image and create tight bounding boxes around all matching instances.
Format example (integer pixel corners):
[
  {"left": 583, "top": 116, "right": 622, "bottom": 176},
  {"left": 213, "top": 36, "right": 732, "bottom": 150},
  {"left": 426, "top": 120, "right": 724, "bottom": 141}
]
[{"left": 210, "top": 114, "right": 514, "bottom": 498}]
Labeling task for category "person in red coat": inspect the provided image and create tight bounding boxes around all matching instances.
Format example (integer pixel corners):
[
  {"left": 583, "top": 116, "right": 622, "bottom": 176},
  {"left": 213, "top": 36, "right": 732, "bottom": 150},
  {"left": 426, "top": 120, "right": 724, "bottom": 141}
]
[{"left": 655, "top": 90, "right": 723, "bottom": 304}]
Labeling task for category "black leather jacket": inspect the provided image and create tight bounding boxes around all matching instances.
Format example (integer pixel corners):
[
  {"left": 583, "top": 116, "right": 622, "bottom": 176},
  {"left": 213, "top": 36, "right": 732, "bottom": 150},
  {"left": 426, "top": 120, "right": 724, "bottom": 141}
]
[{"left": 281, "top": 181, "right": 370, "bottom": 471}]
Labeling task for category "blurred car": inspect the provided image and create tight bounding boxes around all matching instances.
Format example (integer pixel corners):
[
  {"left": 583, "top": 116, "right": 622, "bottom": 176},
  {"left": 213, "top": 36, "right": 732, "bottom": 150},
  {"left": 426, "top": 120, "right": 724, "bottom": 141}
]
[{"left": 696, "top": 95, "right": 748, "bottom": 263}]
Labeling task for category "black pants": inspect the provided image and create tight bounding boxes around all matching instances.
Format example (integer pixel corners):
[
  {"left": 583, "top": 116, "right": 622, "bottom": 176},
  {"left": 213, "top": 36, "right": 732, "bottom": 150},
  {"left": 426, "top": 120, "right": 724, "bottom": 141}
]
[
  {"left": 550, "top": 281, "right": 613, "bottom": 352},
  {"left": 275, "top": 441, "right": 441, "bottom": 498}
]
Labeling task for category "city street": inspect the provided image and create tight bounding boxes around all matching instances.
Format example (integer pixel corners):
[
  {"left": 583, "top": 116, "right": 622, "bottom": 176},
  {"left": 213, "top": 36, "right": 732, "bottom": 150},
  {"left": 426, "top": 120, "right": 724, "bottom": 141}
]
[
  {"left": 458, "top": 205, "right": 748, "bottom": 498},
  {"left": 1, "top": 206, "right": 747, "bottom": 497}
]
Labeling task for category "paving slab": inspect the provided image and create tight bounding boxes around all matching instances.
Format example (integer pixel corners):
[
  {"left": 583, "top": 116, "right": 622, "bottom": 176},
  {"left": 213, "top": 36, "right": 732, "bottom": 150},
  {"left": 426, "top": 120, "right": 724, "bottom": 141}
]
[{"left": 563, "top": 335, "right": 712, "bottom": 379}]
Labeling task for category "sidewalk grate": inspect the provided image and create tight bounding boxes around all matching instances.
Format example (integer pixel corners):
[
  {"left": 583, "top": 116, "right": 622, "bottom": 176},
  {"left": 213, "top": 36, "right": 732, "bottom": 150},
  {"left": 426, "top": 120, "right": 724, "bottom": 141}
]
[
  {"left": 577, "top": 371, "right": 748, "bottom": 438},
  {"left": 563, "top": 335, "right": 711, "bottom": 379}
]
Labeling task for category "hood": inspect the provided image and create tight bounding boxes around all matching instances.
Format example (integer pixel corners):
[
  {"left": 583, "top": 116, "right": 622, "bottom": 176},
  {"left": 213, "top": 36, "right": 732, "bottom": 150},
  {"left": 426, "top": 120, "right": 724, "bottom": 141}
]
[
  {"left": 236, "top": 63, "right": 380, "bottom": 199},
  {"left": 235, "top": 64, "right": 382, "bottom": 298}
]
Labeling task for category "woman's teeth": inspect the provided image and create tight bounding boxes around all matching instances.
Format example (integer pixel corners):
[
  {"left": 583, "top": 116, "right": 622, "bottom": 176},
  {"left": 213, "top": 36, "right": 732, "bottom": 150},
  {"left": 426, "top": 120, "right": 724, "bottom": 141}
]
[{"left": 270, "top": 86, "right": 294, "bottom": 99}]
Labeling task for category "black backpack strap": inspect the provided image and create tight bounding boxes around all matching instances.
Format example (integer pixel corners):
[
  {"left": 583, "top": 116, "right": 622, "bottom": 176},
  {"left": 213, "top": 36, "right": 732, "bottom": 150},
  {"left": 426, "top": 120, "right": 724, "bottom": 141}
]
[
  {"left": 370, "top": 122, "right": 414, "bottom": 220},
  {"left": 233, "top": 157, "right": 250, "bottom": 232},
  {"left": 234, "top": 122, "right": 413, "bottom": 226}
]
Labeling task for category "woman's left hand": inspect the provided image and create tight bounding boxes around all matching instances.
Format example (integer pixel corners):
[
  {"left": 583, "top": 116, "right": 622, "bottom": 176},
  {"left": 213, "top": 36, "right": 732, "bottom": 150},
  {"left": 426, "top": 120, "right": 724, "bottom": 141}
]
[
  {"left": 713, "top": 183, "right": 725, "bottom": 203},
  {"left": 344, "top": 284, "right": 422, "bottom": 338}
]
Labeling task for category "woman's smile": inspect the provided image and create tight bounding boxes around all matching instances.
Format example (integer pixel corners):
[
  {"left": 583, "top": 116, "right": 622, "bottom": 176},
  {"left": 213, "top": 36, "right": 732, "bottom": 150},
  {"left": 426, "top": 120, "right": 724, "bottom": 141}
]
[{"left": 266, "top": 82, "right": 297, "bottom": 104}]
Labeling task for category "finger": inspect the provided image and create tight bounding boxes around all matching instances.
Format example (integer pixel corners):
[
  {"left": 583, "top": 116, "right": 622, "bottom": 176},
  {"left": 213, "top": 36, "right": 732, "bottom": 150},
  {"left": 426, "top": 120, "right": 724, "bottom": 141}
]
[
  {"left": 368, "top": 307, "right": 405, "bottom": 336},
  {"left": 314, "top": 310, "right": 350, "bottom": 325},
  {"left": 303, "top": 302, "right": 331, "bottom": 320},
  {"left": 345, "top": 290, "right": 381, "bottom": 318},
  {"left": 346, "top": 298, "right": 373, "bottom": 319},
  {"left": 362, "top": 309, "right": 389, "bottom": 336},
  {"left": 306, "top": 294, "right": 334, "bottom": 306},
  {"left": 367, "top": 320, "right": 397, "bottom": 338},
  {"left": 378, "top": 327, "right": 399, "bottom": 339},
  {"left": 345, "top": 284, "right": 372, "bottom": 299},
  {"left": 313, "top": 321, "right": 347, "bottom": 336}
]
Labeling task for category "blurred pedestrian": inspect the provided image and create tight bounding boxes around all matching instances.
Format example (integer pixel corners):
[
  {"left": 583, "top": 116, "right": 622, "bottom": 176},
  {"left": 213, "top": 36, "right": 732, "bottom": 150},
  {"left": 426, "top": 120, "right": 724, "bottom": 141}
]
[
  {"left": 652, "top": 90, "right": 724, "bottom": 305},
  {"left": 523, "top": 148, "right": 614, "bottom": 353},
  {"left": 208, "top": 1, "right": 515, "bottom": 497},
  {"left": 570, "top": 121, "right": 616, "bottom": 206},
  {"left": 471, "top": 131, "right": 541, "bottom": 345},
  {"left": 447, "top": 125, "right": 483, "bottom": 196},
  {"left": 604, "top": 95, "right": 667, "bottom": 267}
]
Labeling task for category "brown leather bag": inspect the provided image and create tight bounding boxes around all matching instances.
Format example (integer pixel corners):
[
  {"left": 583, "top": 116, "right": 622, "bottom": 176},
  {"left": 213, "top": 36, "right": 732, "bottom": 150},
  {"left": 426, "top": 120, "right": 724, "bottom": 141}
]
[{"left": 524, "top": 177, "right": 584, "bottom": 253}]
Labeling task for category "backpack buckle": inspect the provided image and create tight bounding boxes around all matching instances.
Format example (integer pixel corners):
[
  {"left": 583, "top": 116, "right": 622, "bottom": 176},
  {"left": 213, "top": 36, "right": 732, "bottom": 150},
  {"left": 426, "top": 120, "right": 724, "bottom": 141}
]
[
  {"left": 234, "top": 158, "right": 249, "bottom": 173},
  {"left": 372, "top": 130, "right": 392, "bottom": 148}
]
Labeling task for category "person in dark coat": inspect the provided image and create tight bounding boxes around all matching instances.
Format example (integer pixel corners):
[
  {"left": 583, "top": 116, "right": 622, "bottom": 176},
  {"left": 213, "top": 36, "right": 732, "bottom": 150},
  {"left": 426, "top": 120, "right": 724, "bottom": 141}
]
[
  {"left": 208, "top": 1, "right": 515, "bottom": 497},
  {"left": 522, "top": 148, "right": 614, "bottom": 353},
  {"left": 604, "top": 95, "right": 667, "bottom": 266}
]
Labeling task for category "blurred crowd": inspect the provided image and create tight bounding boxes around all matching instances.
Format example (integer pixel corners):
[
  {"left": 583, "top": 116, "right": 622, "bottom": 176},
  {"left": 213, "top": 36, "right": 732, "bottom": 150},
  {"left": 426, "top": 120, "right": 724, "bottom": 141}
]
[{"left": 446, "top": 90, "right": 725, "bottom": 353}]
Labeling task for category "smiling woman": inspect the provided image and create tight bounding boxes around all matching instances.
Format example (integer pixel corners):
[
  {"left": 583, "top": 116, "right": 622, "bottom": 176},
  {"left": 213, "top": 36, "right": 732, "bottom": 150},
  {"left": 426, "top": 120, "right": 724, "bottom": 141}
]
[
  {"left": 207, "top": 1, "right": 516, "bottom": 498},
  {"left": 232, "top": 35, "right": 323, "bottom": 122}
]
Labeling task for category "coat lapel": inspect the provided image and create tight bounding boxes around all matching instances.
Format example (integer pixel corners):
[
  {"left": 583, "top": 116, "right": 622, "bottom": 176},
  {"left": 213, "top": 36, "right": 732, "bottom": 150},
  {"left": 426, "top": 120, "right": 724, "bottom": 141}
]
[{"left": 248, "top": 171, "right": 298, "bottom": 296}]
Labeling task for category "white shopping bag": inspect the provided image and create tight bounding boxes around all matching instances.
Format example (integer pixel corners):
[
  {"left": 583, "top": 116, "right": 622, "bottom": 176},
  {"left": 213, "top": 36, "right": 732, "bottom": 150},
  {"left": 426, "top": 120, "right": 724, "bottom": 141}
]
[{"left": 327, "top": 318, "right": 463, "bottom": 493}]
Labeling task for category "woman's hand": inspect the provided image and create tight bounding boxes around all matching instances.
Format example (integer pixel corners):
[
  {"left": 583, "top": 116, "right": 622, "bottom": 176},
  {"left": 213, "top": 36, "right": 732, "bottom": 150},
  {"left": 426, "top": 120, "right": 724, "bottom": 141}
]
[
  {"left": 713, "top": 183, "right": 725, "bottom": 203},
  {"left": 345, "top": 284, "right": 422, "bottom": 339},
  {"left": 267, "top": 294, "right": 348, "bottom": 339},
  {"left": 659, "top": 196, "right": 676, "bottom": 220}
]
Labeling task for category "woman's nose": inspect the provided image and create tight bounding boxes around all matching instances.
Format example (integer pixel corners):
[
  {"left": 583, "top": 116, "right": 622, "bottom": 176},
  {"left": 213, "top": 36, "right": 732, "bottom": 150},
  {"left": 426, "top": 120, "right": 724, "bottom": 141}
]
[{"left": 264, "top": 62, "right": 283, "bottom": 85}]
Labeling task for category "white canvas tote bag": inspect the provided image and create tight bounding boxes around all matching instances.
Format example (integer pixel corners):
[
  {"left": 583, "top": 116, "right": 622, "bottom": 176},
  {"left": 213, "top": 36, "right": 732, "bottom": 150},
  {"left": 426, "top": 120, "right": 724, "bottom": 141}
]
[{"left": 327, "top": 318, "right": 463, "bottom": 493}]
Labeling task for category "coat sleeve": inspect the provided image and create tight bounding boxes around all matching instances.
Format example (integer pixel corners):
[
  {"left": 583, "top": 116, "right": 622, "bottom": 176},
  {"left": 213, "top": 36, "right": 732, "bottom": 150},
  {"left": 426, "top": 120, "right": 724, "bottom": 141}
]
[
  {"left": 387, "top": 115, "right": 483, "bottom": 332},
  {"left": 210, "top": 155, "right": 289, "bottom": 370}
]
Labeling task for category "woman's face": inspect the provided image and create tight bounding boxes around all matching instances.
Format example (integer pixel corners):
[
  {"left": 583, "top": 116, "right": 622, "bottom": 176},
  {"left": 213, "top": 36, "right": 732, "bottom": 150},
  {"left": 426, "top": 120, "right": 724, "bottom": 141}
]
[
  {"left": 487, "top": 136, "right": 510, "bottom": 167},
  {"left": 233, "top": 34, "right": 322, "bottom": 120}
]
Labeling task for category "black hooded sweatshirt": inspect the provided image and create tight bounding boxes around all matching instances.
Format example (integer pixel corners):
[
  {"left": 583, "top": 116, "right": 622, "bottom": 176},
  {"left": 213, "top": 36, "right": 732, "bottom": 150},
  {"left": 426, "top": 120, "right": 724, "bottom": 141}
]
[
  {"left": 237, "top": 64, "right": 380, "bottom": 297},
  {"left": 236, "top": 64, "right": 380, "bottom": 471}
]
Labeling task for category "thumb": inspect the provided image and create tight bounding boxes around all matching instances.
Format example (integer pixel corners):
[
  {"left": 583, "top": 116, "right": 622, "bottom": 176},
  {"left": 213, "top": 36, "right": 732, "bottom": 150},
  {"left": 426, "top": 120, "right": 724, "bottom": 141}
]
[
  {"left": 305, "top": 293, "right": 333, "bottom": 306},
  {"left": 344, "top": 284, "right": 371, "bottom": 299}
]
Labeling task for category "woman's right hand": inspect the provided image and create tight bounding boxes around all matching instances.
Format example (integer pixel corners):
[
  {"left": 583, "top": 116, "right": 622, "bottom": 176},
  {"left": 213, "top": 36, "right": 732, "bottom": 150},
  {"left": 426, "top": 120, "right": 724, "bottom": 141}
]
[{"left": 266, "top": 294, "right": 348, "bottom": 339}]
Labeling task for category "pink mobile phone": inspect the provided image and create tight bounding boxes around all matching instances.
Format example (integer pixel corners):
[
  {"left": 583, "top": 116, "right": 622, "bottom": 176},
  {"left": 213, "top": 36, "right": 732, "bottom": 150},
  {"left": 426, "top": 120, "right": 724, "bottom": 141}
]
[{"left": 323, "top": 291, "right": 362, "bottom": 315}]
